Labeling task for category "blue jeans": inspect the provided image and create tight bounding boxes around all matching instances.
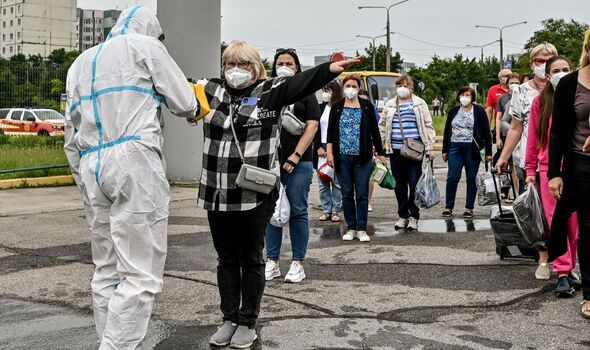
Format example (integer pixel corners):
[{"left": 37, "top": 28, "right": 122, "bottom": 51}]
[
  {"left": 318, "top": 167, "right": 341, "bottom": 214},
  {"left": 266, "top": 161, "right": 313, "bottom": 261},
  {"left": 390, "top": 150, "right": 423, "bottom": 219},
  {"left": 445, "top": 142, "right": 479, "bottom": 210},
  {"left": 337, "top": 155, "right": 373, "bottom": 231}
]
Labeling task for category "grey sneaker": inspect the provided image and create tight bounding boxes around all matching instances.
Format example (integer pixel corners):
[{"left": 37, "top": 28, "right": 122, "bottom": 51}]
[
  {"left": 230, "top": 325, "right": 258, "bottom": 349},
  {"left": 210, "top": 320, "right": 237, "bottom": 346}
]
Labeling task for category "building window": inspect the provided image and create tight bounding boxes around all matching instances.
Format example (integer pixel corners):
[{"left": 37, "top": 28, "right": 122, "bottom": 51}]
[
  {"left": 9, "top": 33, "right": 12, "bottom": 40},
  {"left": 2, "top": 34, "right": 4, "bottom": 41},
  {"left": 9, "top": 46, "right": 13, "bottom": 53},
  {"left": 2, "top": 9, "right": 5, "bottom": 15},
  {"left": 17, "top": 32, "right": 20, "bottom": 39},
  {"left": 10, "top": 6, "right": 13, "bottom": 13},
  {"left": 17, "top": 5, "right": 21, "bottom": 14},
  {"left": 17, "top": 45, "right": 20, "bottom": 52},
  {"left": 17, "top": 19, "right": 20, "bottom": 25},
  {"left": 2, "top": 47, "right": 5, "bottom": 55},
  {"left": 2, "top": 22, "right": 5, "bottom": 28},
  {"left": 85, "top": 28, "right": 90, "bottom": 33},
  {"left": 10, "top": 20, "right": 13, "bottom": 27}
]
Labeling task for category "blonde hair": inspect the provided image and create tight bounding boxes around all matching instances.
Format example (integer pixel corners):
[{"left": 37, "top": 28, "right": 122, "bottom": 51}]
[
  {"left": 580, "top": 29, "right": 590, "bottom": 69},
  {"left": 529, "top": 42, "right": 558, "bottom": 61},
  {"left": 222, "top": 40, "right": 267, "bottom": 80}
]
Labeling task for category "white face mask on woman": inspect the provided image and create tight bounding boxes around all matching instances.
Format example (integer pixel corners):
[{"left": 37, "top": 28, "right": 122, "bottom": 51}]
[
  {"left": 225, "top": 67, "right": 253, "bottom": 89},
  {"left": 550, "top": 71, "right": 568, "bottom": 89},
  {"left": 321, "top": 92, "right": 332, "bottom": 102},
  {"left": 343, "top": 87, "right": 358, "bottom": 100},
  {"left": 459, "top": 96, "right": 472, "bottom": 107},
  {"left": 396, "top": 86, "right": 411, "bottom": 99},
  {"left": 533, "top": 63, "right": 546, "bottom": 80},
  {"left": 276, "top": 66, "right": 295, "bottom": 77}
]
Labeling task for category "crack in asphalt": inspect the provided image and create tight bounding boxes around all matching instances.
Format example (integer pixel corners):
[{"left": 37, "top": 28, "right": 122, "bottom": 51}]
[{"left": 0, "top": 245, "right": 553, "bottom": 327}]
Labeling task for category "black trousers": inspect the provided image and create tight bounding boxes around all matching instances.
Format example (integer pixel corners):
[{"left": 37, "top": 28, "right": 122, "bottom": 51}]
[
  {"left": 573, "top": 154, "right": 590, "bottom": 300},
  {"left": 207, "top": 198, "right": 274, "bottom": 327}
]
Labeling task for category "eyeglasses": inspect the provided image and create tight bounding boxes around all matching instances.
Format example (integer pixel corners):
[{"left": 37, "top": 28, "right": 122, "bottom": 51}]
[
  {"left": 225, "top": 61, "right": 252, "bottom": 69},
  {"left": 276, "top": 48, "right": 296, "bottom": 55},
  {"left": 531, "top": 58, "right": 548, "bottom": 65}
]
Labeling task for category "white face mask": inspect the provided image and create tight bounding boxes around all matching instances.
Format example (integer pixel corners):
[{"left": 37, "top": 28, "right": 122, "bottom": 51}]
[
  {"left": 276, "top": 66, "right": 295, "bottom": 77},
  {"left": 550, "top": 71, "right": 568, "bottom": 90},
  {"left": 321, "top": 92, "right": 332, "bottom": 102},
  {"left": 509, "top": 83, "right": 520, "bottom": 93},
  {"left": 533, "top": 63, "right": 546, "bottom": 80},
  {"left": 459, "top": 96, "right": 472, "bottom": 107},
  {"left": 396, "top": 86, "right": 411, "bottom": 99},
  {"left": 225, "top": 67, "right": 253, "bottom": 89},
  {"left": 343, "top": 87, "right": 358, "bottom": 100}
]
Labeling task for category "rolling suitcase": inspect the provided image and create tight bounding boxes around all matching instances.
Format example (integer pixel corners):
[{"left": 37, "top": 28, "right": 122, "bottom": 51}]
[{"left": 489, "top": 169, "right": 539, "bottom": 261}]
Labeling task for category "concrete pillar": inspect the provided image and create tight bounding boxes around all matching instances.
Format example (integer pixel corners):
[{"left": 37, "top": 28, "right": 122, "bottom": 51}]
[{"left": 158, "top": 0, "right": 220, "bottom": 182}]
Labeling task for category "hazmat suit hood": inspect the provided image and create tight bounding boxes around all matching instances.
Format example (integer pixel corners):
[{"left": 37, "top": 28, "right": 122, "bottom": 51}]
[{"left": 107, "top": 6, "right": 162, "bottom": 40}]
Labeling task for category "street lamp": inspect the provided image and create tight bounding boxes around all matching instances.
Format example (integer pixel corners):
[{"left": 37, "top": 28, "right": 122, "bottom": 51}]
[
  {"left": 356, "top": 32, "right": 394, "bottom": 71},
  {"left": 358, "top": 0, "right": 409, "bottom": 72},
  {"left": 466, "top": 40, "right": 499, "bottom": 62},
  {"left": 475, "top": 21, "right": 527, "bottom": 66}
]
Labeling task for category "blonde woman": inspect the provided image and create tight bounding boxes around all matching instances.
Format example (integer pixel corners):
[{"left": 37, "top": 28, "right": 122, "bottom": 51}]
[{"left": 190, "top": 41, "right": 361, "bottom": 347}]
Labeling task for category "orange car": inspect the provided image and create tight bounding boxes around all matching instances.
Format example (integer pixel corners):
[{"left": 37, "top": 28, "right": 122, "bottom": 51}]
[{"left": 0, "top": 108, "right": 65, "bottom": 136}]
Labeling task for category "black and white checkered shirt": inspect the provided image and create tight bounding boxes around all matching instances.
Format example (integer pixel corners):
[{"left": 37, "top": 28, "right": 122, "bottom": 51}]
[{"left": 196, "top": 62, "right": 337, "bottom": 211}]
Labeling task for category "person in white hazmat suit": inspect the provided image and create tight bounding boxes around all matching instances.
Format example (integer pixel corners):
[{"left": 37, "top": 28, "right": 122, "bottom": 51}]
[{"left": 64, "top": 6, "right": 202, "bottom": 349}]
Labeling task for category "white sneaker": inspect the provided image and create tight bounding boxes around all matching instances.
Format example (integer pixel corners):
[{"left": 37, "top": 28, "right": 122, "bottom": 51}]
[
  {"left": 368, "top": 204, "right": 373, "bottom": 212},
  {"left": 357, "top": 230, "right": 370, "bottom": 242},
  {"left": 284, "top": 261, "right": 306, "bottom": 283},
  {"left": 535, "top": 262, "right": 551, "bottom": 280},
  {"left": 342, "top": 230, "right": 357, "bottom": 241},
  {"left": 265, "top": 260, "right": 281, "bottom": 281},
  {"left": 394, "top": 218, "right": 408, "bottom": 229},
  {"left": 407, "top": 217, "right": 418, "bottom": 231}
]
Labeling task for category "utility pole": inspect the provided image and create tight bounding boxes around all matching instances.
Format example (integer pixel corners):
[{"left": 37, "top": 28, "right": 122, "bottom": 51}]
[
  {"left": 356, "top": 33, "right": 390, "bottom": 71},
  {"left": 476, "top": 21, "right": 527, "bottom": 67},
  {"left": 358, "top": 0, "right": 409, "bottom": 72},
  {"left": 466, "top": 40, "right": 499, "bottom": 63}
]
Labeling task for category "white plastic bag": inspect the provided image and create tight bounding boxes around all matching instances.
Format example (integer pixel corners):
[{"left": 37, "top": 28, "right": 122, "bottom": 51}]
[
  {"left": 270, "top": 183, "right": 290, "bottom": 227},
  {"left": 476, "top": 170, "right": 500, "bottom": 206},
  {"left": 513, "top": 183, "right": 548, "bottom": 246},
  {"left": 414, "top": 161, "right": 440, "bottom": 208}
]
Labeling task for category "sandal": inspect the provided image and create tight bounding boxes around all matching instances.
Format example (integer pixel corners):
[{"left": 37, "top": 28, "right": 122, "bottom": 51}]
[
  {"left": 330, "top": 213, "right": 341, "bottom": 222},
  {"left": 318, "top": 213, "right": 331, "bottom": 221},
  {"left": 582, "top": 300, "right": 590, "bottom": 319}
]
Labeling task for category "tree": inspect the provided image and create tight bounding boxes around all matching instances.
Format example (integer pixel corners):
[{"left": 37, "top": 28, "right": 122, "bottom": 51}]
[
  {"left": 349, "top": 43, "right": 403, "bottom": 72},
  {"left": 524, "top": 19, "right": 588, "bottom": 67}
]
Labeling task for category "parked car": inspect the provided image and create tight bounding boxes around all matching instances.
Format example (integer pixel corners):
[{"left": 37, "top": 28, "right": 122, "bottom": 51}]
[{"left": 0, "top": 108, "right": 65, "bottom": 136}]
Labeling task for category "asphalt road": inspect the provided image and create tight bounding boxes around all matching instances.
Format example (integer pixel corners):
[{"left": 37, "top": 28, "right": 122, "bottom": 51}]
[{"left": 1, "top": 165, "right": 588, "bottom": 349}]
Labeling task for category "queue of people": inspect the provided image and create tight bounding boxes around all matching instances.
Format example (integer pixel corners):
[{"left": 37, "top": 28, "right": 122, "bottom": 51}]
[{"left": 64, "top": 7, "right": 590, "bottom": 348}]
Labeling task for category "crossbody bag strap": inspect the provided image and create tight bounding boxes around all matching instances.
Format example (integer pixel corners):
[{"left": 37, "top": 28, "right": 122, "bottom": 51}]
[{"left": 229, "top": 102, "right": 281, "bottom": 166}]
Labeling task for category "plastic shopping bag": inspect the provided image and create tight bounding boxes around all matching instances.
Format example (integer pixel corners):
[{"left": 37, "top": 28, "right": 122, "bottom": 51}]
[
  {"left": 414, "top": 161, "right": 440, "bottom": 208},
  {"left": 476, "top": 169, "right": 500, "bottom": 206},
  {"left": 512, "top": 183, "right": 548, "bottom": 246},
  {"left": 270, "top": 183, "right": 290, "bottom": 227}
]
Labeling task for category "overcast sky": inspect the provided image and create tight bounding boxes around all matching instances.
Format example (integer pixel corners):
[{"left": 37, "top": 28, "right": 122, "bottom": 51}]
[{"left": 78, "top": 0, "right": 589, "bottom": 67}]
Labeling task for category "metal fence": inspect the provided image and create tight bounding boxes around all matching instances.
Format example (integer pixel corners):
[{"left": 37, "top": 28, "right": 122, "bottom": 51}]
[{"left": 0, "top": 64, "right": 67, "bottom": 112}]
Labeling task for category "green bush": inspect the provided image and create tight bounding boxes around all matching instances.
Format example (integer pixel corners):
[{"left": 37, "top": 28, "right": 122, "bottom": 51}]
[{"left": 3, "top": 135, "right": 65, "bottom": 148}]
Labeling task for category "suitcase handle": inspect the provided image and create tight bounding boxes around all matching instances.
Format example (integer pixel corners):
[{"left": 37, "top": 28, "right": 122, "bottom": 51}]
[{"left": 491, "top": 164, "right": 517, "bottom": 216}]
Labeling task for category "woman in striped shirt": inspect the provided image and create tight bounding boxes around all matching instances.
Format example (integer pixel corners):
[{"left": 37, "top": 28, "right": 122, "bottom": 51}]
[{"left": 379, "top": 74, "right": 436, "bottom": 231}]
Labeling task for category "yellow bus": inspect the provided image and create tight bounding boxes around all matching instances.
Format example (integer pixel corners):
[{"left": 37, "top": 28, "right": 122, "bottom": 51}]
[{"left": 339, "top": 71, "right": 401, "bottom": 113}]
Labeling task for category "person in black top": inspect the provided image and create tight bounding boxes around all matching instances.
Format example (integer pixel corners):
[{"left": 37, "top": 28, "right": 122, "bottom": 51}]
[
  {"left": 265, "top": 48, "right": 320, "bottom": 284},
  {"left": 190, "top": 41, "right": 361, "bottom": 348}
]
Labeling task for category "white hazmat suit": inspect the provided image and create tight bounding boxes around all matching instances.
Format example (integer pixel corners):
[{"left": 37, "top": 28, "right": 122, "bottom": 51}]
[{"left": 64, "top": 6, "right": 198, "bottom": 349}]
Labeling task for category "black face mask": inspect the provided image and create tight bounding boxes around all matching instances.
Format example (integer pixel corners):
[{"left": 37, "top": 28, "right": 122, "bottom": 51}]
[{"left": 158, "top": 33, "right": 165, "bottom": 42}]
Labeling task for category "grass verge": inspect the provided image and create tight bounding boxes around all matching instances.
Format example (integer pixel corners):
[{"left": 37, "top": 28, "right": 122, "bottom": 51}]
[{"left": 0, "top": 136, "right": 70, "bottom": 180}]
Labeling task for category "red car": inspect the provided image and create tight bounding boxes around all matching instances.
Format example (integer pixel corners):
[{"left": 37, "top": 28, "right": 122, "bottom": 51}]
[{"left": 0, "top": 108, "right": 65, "bottom": 136}]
